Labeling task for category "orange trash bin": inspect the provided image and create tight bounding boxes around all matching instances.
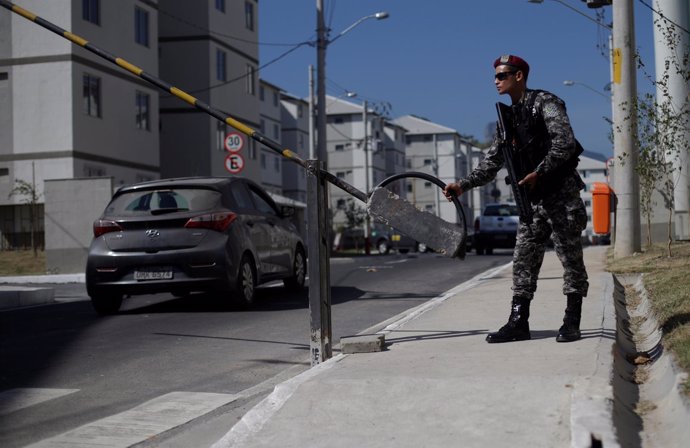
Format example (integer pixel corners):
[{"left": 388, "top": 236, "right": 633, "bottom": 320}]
[{"left": 592, "top": 182, "right": 613, "bottom": 234}]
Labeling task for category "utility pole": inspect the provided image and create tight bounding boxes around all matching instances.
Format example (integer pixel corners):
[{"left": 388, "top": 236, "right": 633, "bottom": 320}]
[
  {"left": 612, "top": 0, "right": 641, "bottom": 257},
  {"left": 315, "top": 0, "right": 328, "bottom": 163},
  {"left": 653, "top": 0, "right": 690, "bottom": 240},
  {"left": 308, "top": 65, "right": 315, "bottom": 160},
  {"left": 363, "top": 100, "right": 371, "bottom": 254}
]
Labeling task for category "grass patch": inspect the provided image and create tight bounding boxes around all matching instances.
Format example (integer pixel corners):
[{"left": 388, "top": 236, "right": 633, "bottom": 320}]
[
  {"left": 607, "top": 241, "right": 690, "bottom": 395},
  {"left": 0, "top": 250, "right": 46, "bottom": 276}
]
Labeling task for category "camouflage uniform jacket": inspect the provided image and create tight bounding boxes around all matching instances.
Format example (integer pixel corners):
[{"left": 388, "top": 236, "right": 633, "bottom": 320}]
[{"left": 459, "top": 89, "right": 584, "bottom": 200}]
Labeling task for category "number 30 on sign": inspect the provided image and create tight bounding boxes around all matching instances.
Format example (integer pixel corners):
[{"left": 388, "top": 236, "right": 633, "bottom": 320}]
[{"left": 224, "top": 132, "right": 244, "bottom": 153}]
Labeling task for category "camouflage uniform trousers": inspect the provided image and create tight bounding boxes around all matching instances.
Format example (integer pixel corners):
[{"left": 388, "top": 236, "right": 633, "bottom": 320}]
[{"left": 512, "top": 182, "right": 589, "bottom": 300}]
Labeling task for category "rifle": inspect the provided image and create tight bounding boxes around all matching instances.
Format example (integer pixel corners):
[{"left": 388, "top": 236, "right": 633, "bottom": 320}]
[{"left": 495, "top": 102, "right": 534, "bottom": 224}]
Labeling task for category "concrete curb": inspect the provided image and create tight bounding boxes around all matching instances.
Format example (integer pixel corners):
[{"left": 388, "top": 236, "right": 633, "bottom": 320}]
[
  {"left": 0, "top": 273, "right": 85, "bottom": 284},
  {"left": 0, "top": 286, "right": 55, "bottom": 310},
  {"left": 570, "top": 273, "right": 620, "bottom": 448}
]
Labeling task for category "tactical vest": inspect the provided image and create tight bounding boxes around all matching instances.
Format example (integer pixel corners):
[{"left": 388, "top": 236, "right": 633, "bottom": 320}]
[{"left": 511, "top": 89, "right": 583, "bottom": 200}]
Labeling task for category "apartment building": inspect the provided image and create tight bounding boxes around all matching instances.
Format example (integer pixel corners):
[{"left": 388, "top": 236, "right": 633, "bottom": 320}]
[
  {"left": 325, "top": 96, "right": 389, "bottom": 227},
  {"left": 0, "top": 0, "right": 160, "bottom": 248},
  {"left": 382, "top": 121, "right": 408, "bottom": 198},
  {"left": 279, "top": 91, "right": 309, "bottom": 204},
  {"left": 257, "top": 79, "right": 283, "bottom": 194},
  {"left": 158, "top": 0, "right": 260, "bottom": 182},
  {"left": 391, "top": 115, "right": 475, "bottom": 225}
]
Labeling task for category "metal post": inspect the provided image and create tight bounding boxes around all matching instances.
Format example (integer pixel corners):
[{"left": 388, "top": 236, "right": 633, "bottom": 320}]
[
  {"left": 363, "top": 100, "right": 371, "bottom": 254},
  {"left": 306, "top": 159, "right": 332, "bottom": 365},
  {"left": 612, "top": 0, "right": 641, "bottom": 258}
]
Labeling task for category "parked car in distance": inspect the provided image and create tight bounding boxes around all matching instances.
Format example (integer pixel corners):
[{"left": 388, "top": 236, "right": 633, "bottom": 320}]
[
  {"left": 371, "top": 224, "right": 418, "bottom": 254},
  {"left": 85, "top": 177, "right": 306, "bottom": 315},
  {"left": 332, "top": 225, "right": 418, "bottom": 254},
  {"left": 473, "top": 203, "right": 519, "bottom": 255}
]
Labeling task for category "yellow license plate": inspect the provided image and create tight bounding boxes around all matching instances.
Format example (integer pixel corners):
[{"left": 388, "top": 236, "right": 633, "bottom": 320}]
[{"left": 392, "top": 235, "right": 401, "bottom": 242}]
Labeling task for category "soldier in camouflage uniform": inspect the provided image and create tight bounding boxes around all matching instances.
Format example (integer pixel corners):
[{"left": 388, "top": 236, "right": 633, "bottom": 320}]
[{"left": 444, "top": 55, "right": 588, "bottom": 343}]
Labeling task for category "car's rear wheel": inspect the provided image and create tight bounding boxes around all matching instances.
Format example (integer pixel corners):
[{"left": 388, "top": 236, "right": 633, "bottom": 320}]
[
  {"left": 90, "top": 294, "right": 123, "bottom": 315},
  {"left": 284, "top": 247, "right": 306, "bottom": 291},
  {"left": 234, "top": 255, "right": 256, "bottom": 307}
]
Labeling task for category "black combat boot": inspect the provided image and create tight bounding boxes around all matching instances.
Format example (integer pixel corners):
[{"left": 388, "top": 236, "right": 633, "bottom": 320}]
[
  {"left": 556, "top": 293, "right": 582, "bottom": 342},
  {"left": 486, "top": 296, "right": 531, "bottom": 343}
]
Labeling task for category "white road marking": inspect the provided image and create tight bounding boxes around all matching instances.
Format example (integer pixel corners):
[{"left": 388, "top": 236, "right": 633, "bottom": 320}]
[
  {"left": 26, "top": 391, "right": 239, "bottom": 448},
  {"left": 0, "top": 388, "right": 79, "bottom": 416}
]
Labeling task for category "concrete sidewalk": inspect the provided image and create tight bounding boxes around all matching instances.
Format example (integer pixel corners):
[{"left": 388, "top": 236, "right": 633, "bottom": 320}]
[{"left": 213, "top": 245, "right": 618, "bottom": 448}]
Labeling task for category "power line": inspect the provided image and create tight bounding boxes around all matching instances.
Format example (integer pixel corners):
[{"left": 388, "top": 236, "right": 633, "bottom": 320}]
[
  {"left": 638, "top": 0, "right": 690, "bottom": 34},
  {"left": 160, "top": 40, "right": 312, "bottom": 98},
  {"left": 157, "top": 7, "right": 310, "bottom": 46}
]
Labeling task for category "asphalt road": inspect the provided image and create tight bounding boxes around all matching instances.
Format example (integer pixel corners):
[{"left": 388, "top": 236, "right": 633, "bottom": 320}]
[{"left": 0, "top": 250, "right": 512, "bottom": 447}]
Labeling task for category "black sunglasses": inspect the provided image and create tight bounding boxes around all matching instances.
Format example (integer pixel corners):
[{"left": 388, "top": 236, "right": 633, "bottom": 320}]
[{"left": 494, "top": 71, "right": 517, "bottom": 81}]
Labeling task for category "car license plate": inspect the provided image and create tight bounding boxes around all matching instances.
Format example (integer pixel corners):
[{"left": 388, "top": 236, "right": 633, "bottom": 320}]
[
  {"left": 134, "top": 269, "right": 173, "bottom": 281},
  {"left": 392, "top": 235, "right": 401, "bottom": 242}
]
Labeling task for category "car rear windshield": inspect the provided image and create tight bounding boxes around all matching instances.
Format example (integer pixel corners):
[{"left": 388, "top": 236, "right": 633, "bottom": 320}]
[
  {"left": 104, "top": 188, "right": 223, "bottom": 216},
  {"left": 484, "top": 205, "right": 519, "bottom": 217}
]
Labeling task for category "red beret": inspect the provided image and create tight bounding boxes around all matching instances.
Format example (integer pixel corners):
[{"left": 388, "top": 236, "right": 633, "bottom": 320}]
[{"left": 493, "top": 55, "right": 530, "bottom": 77}]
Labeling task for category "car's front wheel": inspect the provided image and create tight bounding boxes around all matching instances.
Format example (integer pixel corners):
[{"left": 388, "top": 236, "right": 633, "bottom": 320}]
[
  {"left": 284, "top": 247, "right": 306, "bottom": 291},
  {"left": 234, "top": 254, "right": 256, "bottom": 307},
  {"left": 377, "top": 239, "right": 389, "bottom": 255},
  {"left": 90, "top": 293, "right": 123, "bottom": 315}
]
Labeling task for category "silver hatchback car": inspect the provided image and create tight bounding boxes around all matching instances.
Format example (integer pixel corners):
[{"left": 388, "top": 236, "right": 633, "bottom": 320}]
[{"left": 86, "top": 177, "right": 306, "bottom": 314}]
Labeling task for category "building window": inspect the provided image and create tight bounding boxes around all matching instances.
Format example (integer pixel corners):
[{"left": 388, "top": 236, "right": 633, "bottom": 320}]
[
  {"left": 84, "top": 164, "right": 106, "bottom": 177},
  {"left": 274, "top": 156, "right": 280, "bottom": 172},
  {"left": 216, "top": 121, "right": 227, "bottom": 151},
  {"left": 336, "top": 172, "right": 346, "bottom": 179},
  {"left": 273, "top": 123, "right": 279, "bottom": 139},
  {"left": 216, "top": 49, "right": 227, "bottom": 81},
  {"left": 260, "top": 119, "right": 265, "bottom": 133},
  {"left": 423, "top": 159, "right": 432, "bottom": 166},
  {"left": 215, "top": 0, "right": 225, "bottom": 13},
  {"left": 273, "top": 91, "right": 279, "bottom": 107},
  {"left": 135, "top": 91, "right": 150, "bottom": 130},
  {"left": 260, "top": 153, "right": 266, "bottom": 169},
  {"left": 248, "top": 140, "right": 257, "bottom": 160},
  {"left": 135, "top": 7, "right": 149, "bottom": 47},
  {"left": 246, "top": 65, "right": 256, "bottom": 95},
  {"left": 335, "top": 144, "right": 345, "bottom": 152},
  {"left": 259, "top": 85, "right": 265, "bottom": 101},
  {"left": 82, "top": 0, "right": 100, "bottom": 24},
  {"left": 245, "top": 1, "right": 254, "bottom": 31},
  {"left": 298, "top": 105, "right": 303, "bottom": 117},
  {"left": 298, "top": 133, "right": 304, "bottom": 148},
  {"left": 334, "top": 117, "right": 344, "bottom": 124},
  {"left": 424, "top": 181, "right": 432, "bottom": 189},
  {"left": 83, "top": 73, "right": 101, "bottom": 118}
]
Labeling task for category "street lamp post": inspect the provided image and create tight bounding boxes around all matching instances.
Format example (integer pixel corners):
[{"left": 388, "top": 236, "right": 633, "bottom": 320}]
[
  {"left": 562, "top": 80, "right": 610, "bottom": 99},
  {"left": 309, "top": 4, "right": 388, "bottom": 365},
  {"left": 315, "top": 3, "right": 389, "bottom": 162}
]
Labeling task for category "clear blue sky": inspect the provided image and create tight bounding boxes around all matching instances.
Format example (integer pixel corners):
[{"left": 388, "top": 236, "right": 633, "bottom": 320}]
[{"left": 258, "top": 0, "right": 658, "bottom": 159}]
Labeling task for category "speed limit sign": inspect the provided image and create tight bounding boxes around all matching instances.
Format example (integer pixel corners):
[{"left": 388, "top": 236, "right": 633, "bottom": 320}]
[{"left": 224, "top": 132, "right": 244, "bottom": 153}]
